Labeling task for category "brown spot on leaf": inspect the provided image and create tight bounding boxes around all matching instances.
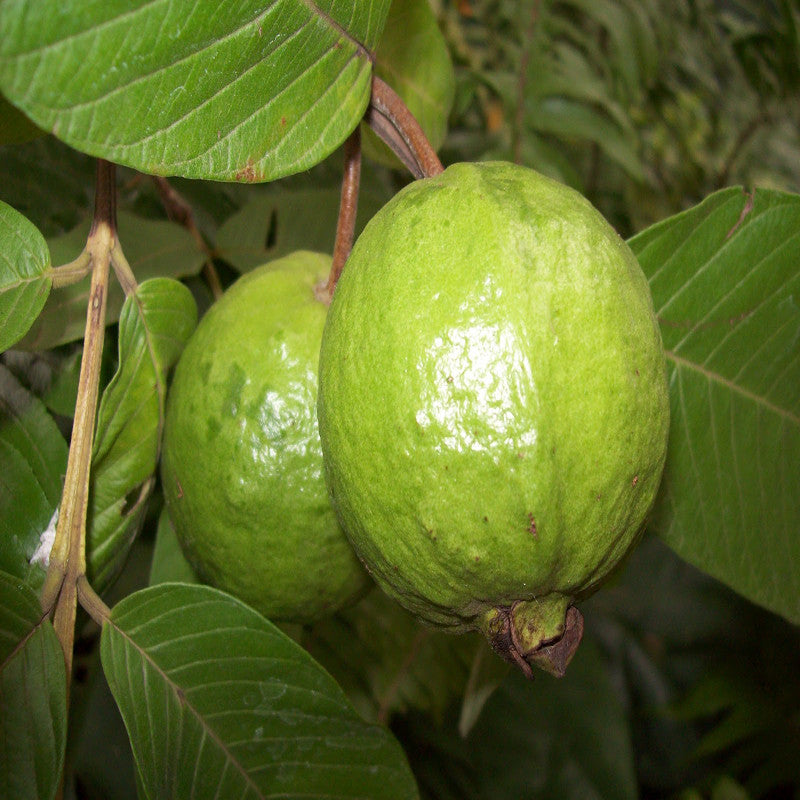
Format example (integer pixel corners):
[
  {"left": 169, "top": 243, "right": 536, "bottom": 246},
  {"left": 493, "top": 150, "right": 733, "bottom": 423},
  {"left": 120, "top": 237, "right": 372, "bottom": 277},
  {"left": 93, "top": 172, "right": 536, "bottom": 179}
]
[
  {"left": 527, "top": 513, "right": 537, "bottom": 537},
  {"left": 235, "top": 160, "right": 258, "bottom": 183},
  {"left": 632, "top": 475, "right": 639, "bottom": 487}
]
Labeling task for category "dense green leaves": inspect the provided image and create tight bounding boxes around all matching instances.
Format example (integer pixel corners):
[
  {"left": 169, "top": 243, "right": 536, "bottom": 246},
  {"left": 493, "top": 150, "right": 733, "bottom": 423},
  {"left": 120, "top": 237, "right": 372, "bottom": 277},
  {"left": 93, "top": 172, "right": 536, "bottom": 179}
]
[
  {"left": 629, "top": 187, "right": 800, "bottom": 624},
  {"left": 19, "top": 211, "right": 205, "bottom": 351},
  {"left": 305, "top": 588, "right": 506, "bottom": 725},
  {"left": 0, "top": 570, "right": 67, "bottom": 800},
  {"left": 0, "top": 0, "right": 391, "bottom": 181},
  {"left": 0, "top": 201, "right": 51, "bottom": 351},
  {"left": 0, "top": 136, "right": 95, "bottom": 238},
  {"left": 0, "top": 365, "right": 67, "bottom": 588},
  {"left": 467, "top": 643, "right": 637, "bottom": 800},
  {"left": 101, "top": 583, "right": 419, "bottom": 799},
  {"left": 88, "top": 278, "right": 197, "bottom": 594},
  {"left": 215, "top": 175, "right": 391, "bottom": 272}
]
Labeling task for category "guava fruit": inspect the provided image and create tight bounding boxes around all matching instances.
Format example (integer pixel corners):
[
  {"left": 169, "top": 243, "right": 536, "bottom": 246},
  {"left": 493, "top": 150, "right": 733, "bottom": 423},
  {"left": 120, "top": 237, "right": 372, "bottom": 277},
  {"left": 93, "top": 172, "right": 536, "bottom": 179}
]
[
  {"left": 317, "top": 162, "right": 669, "bottom": 677},
  {"left": 161, "top": 251, "right": 370, "bottom": 623}
]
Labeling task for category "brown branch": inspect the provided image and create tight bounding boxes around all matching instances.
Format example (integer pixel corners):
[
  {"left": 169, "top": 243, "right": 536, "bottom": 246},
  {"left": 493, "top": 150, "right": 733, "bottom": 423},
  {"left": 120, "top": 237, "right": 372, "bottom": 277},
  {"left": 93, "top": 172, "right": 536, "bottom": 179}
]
[
  {"left": 319, "top": 128, "right": 362, "bottom": 303},
  {"left": 365, "top": 75, "right": 444, "bottom": 179},
  {"left": 152, "top": 175, "right": 223, "bottom": 300}
]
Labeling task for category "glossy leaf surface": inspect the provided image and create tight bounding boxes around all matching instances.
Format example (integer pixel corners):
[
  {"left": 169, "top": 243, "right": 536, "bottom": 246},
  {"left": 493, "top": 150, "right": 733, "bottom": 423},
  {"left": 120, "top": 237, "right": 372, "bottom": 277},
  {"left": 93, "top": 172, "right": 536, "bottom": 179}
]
[
  {"left": 630, "top": 187, "right": 800, "bottom": 623},
  {"left": 0, "top": 200, "right": 51, "bottom": 351},
  {"left": 0, "top": 570, "right": 67, "bottom": 800},
  {"left": 88, "top": 278, "right": 197, "bottom": 594},
  {"left": 0, "top": 1, "right": 390, "bottom": 181},
  {"left": 101, "top": 582, "right": 419, "bottom": 799},
  {"left": 0, "top": 365, "right": 66, "bottom": 588}
]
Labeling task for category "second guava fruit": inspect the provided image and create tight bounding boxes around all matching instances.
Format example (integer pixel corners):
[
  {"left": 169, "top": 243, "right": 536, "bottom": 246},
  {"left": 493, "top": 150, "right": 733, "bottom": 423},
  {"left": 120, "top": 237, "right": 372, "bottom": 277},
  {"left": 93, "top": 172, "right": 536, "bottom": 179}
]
[
  {"left": 317, "top": 162, "right": 670, "bottom": 677},
  {"left": 161, "top": 251, "right": 370, "bottom": 623}
]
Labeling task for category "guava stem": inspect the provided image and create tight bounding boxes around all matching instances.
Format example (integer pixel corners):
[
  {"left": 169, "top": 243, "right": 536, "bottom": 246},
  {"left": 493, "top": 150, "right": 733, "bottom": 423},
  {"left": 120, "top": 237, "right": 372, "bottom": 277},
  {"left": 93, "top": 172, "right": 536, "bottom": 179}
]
[
  {"left": 43, "top": 160, "right": 115, "bottom": 687},
  {"left": 366, "top": 75, "right": 444, "bottom": 179},
  {"left": 322, "top": 127, "right": 362, "bottom": 301}
]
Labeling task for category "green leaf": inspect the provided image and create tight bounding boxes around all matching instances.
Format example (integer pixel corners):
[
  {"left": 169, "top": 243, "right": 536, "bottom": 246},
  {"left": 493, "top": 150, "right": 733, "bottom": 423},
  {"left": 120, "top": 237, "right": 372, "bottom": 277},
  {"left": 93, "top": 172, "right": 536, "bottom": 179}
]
[
  {"left": 100, "top": 582, "right": 419, "bottom": 799},
  {"left": 0, "top": 364, "right": 67, "bottom": 589},
  {"left": 0, "top": 1, "right": 391, "bottom": 182},
  {"left": 148, "top": 508, "right": 199, "bottom": 587},
  {"left": 0, "top": 200, "right": 51, "bottom": 351},
  {"left": 88, "top": 278, "right": 197, "bottom": 594},
  {"left": 362, "top": 0, "right": 455, "bottom": 168},
  {"left": 0, "top": 570, "right": 67, "bottom": 800},
  {"left": 18, "top": 210, "right": 205, "bottom": 351},
  {"left": 215, "top": 175, "right": 392, "bottom": 272},
  {"left": 467, "top": 641, "right": 638, "bottom": 800},
  {"left": 628, "top": 187, "right": 800, "bottom": 624}
]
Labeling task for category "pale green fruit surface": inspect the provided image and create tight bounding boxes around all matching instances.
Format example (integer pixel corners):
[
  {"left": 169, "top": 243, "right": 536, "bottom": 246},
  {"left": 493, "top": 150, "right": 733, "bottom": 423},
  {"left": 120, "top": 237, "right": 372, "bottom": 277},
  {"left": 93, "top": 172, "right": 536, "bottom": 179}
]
[
  {"left": 317, "top": 162, "right": 669, "bottom": 674},
  {"left": 161, "top": 251, "right": 370, "bottom": 623}
]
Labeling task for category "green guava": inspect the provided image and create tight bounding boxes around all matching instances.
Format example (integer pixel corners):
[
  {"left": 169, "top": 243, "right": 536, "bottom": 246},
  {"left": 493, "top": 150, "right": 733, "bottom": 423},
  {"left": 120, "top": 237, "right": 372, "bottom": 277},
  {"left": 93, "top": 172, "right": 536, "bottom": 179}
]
[
  {"left": 161, "top": 251, "right": 371, "bottom": 623},
  {"left": 317, "top": 162, "right": 670, "bottom": 677}
]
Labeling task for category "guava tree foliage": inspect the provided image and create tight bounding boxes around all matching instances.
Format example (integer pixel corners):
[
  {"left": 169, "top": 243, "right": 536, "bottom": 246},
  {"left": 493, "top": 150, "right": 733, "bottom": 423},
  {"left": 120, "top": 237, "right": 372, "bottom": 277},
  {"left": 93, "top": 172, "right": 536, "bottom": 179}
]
[{"left": 0, "top": 1, "right": 798, "bottom": 799}]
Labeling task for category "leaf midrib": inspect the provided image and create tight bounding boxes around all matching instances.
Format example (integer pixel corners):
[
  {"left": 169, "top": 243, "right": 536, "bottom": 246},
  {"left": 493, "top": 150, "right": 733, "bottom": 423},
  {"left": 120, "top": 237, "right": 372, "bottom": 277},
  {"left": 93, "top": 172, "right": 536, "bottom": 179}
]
[{"left": 667, "top": 349, "right": 800, "bottom": 426}]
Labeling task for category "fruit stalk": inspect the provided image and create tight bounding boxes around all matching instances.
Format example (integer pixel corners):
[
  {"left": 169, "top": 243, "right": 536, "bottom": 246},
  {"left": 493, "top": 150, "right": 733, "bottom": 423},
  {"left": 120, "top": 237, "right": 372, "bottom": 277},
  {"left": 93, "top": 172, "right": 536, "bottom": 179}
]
[
  {"left": 321, "top": 127, "right": 362, "bottom": 301},
  {"left": 366, "top": 75, "right": 444, "bottom": 179}
]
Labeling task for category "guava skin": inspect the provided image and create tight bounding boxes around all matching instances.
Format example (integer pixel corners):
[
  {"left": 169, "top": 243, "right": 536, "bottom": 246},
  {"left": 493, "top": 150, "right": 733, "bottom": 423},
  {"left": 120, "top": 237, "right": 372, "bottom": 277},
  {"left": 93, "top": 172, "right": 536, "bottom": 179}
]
[
  {"left": 317, "top": 162, "right": 670, "bottom": 676},
  {"left": 161, "top": 251, "right": 370, "bottom": 624}
]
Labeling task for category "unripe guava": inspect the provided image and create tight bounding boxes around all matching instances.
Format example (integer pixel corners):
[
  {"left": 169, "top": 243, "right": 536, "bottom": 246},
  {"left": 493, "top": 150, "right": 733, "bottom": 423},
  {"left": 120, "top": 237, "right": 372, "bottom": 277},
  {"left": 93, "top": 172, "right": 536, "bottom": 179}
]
[
  {"left": 161, "top": 251, "right": 370, "bottom": 623},
  {"left": 317, "top": 162, "right": 669, "bottom": 677}
]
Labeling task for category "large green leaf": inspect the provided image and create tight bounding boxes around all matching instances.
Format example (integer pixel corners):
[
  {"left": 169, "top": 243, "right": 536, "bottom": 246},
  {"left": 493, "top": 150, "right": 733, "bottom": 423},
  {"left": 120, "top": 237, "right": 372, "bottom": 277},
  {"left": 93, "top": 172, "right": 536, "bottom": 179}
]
[
  {"left": 629, "top": 187, "right": 800, "bottom": 624},
  {"left": 88, "top": 278, "right": 197, "bottom": 594},
  {"left": 0, "top": 364, "right": 67, "bottom": 588},
  {"left": 0, "top": 570, "right": 67, "bottom": 800},
  {"left": 19, "top": 211, "right": 205, "bottom": 351},
  {"left": 0, "top": 200, "right": 51, "bottom": 352},
  {"left": 0, "top": 1, "right": 391, "bottom": 182},
  {"left": 467, "top": 642, "right": 638, "bottom": 800},
  {"left": 362, "top": 0, "right": 455, "bottom": 168},
  {"left": 101, "top": 582, "right": 419, "bottom": 799}
]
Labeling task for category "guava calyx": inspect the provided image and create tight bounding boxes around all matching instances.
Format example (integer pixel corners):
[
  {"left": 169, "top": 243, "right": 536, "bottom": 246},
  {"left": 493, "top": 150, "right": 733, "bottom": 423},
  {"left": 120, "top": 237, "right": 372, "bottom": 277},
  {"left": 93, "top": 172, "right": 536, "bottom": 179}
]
[{"left": 480, "top": 599, "right": 584, "bottom": 679}]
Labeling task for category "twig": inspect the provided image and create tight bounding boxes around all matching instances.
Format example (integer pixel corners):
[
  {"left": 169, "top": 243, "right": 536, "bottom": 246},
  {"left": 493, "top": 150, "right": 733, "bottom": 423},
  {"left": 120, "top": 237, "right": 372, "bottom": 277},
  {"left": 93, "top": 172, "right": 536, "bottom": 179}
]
[
  {"left": 77, "top": 575, "right": 112, "bottom": 626},
  {"left": 365, "top": 76, "right": 444, "bottom": 179},
  {"left": 319, "top": 128, "right": 362, "bottom": 302},
  {"left": 152, "top": 175, "right": 223, "bottom": 299}
]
